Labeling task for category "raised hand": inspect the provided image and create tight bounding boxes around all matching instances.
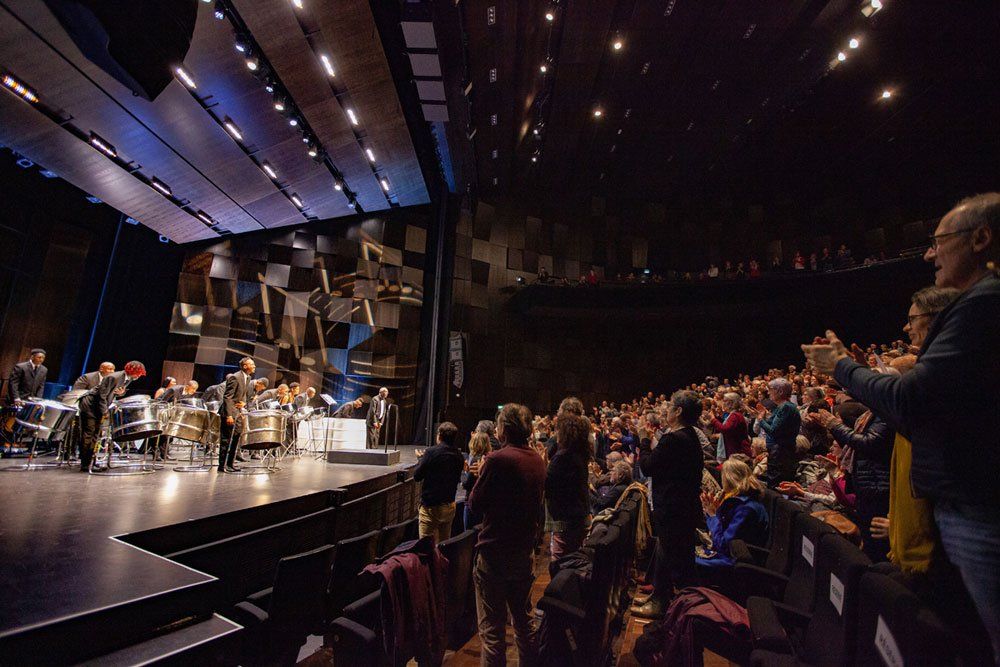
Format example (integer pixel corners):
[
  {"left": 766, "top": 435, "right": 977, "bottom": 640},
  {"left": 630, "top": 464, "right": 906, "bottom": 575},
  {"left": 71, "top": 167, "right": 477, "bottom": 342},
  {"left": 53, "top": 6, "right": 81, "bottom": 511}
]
[{"left": 801, "top": 329, "right": 850, "bottom": 374}]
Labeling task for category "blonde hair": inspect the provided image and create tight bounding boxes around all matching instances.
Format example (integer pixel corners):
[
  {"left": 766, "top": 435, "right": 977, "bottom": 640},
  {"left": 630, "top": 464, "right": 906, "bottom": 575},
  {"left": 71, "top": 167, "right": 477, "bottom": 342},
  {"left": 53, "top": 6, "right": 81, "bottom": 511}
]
[
  {"left": 721, "top": 459, "right": 763, "bottom": 498},
  {"left": 468, "top": 431, "right": 491, "bottom": 458}
]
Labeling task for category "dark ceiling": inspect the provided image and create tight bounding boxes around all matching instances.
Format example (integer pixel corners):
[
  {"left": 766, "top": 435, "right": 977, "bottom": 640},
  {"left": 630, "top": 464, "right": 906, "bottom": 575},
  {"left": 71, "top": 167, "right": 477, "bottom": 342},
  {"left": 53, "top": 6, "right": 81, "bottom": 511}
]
[
  {"left": 461, "top": 0, "right": 1000, "bottom": 217},
  {"left": 0, "top": 0, "right": 430, "bottom": 243}
]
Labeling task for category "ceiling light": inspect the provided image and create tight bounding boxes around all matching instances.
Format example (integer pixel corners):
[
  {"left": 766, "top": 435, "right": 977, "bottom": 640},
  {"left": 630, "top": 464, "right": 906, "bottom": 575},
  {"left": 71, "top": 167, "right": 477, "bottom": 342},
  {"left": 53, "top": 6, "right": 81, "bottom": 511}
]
[
  {"left": 302, "top": 135, "right": 310, "bottom": 143},
  {"left": 213, "top": 2, "right": 225, "bottom": 20},
  {"left": 307, "top": 145, "right": 318, "bottom": 157},
  {"left": 291, "top": 0, "right": 303, "bottom": 7},
  {"left": 881, "top": 89, "right": 892, "bottom": 99},
  {"left": 365, "top": 147, "right": 376, "bottom": 162},
  {"left": 273, "top": 97, "right": 286, "bottom": 112},
  {"left": 533, "top": 127, "right": 540, "bottom": 136},
  {"left": 346, "top": 108, "right": 359, "bottom": 125},
  {"left": 320, "top": 54, "right": 336, "bottom": 78},
  {"left": 380, "top": 178, "right": 390, "bottom": 192},
  {"left": 2, "top": 74, "right": 39, "bottom": 103},
  {"left": 530, "top": 156, "right": 538, "bottom": 163},
  {"left": 837, "top": 51, "right": 846, "bottom": 62},
  {"left": 261, "top": 161, "right": 277, "bottom": 179},
  {"left": 88, "top": 132, "right": 117, "bottom": 158},
  {"left": 223, "top": 118, "right": 243, "bottom": 141},
  {"left": 593, "top": 108, "right": 603, "bottom": 118},
  {"left": 545, "top": 11, "right": 554, "bottom": 22},
  {"left": 290, "top": 193, "right": 304, "bottom": 208},
  {"left": 871, "top": 0, "right": 882, "bottom": 9},
  {"left": 234, "top": 37, "right": 248, "bottom": 53},
  {"left": 849, "top": 37, "right": 860, "bottom": 49},
  {"left": 288, "top": 117, "right": 299, "bottom": 127},
  {"left": 245, "top": 56, "right": 259, "bottom": 71},
  {"left": 196, "top": 210, "right": 215, "bottom": 226},
  {"left": 539, "top": 64, "right": 547, "bottom": 73},
  {"left": 612, "top": 40, "right": 623, "bottom": 51},
  {"left": 174, "top": 67, "right": 196, "bottom": 89},
  {"left": 334, "top": 181, "right": 343, "bottom": 191},
  {"left": 151, "top": 178, "right": 172, "bottom": 196},
  {"left": 264, "top": 83, "right": 274, "bottom": 93}
]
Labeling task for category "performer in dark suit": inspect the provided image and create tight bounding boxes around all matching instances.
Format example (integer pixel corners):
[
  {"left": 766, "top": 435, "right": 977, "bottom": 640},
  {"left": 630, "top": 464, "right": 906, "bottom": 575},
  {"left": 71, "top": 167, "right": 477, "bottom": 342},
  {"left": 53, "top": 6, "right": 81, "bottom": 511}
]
[
  {"left": 201, "top": 377, "right": 229, "bottom": 406},
  {"left": 293, "top": 387, "right": 316, "bottom": 409},
  {"left": 7, "top": 349, "right": 48, "bottom": 404},
  {"left": 366, "top": 387, "right": 390, "bottom": 449},
  {"left": 219, "top": 357, "right": 255, "bottom": 472},
  {"left": 77, "top": 361, "right": 146, "bottom": 472},
  {"left": 333, "top": 397, "right": 364, "bottom": 418},
  {"left": 161, "top": 380, "right": 198, "bottom": 403},
  {"left": 72, "top": 362, "right": 115, "bottom": 391}
]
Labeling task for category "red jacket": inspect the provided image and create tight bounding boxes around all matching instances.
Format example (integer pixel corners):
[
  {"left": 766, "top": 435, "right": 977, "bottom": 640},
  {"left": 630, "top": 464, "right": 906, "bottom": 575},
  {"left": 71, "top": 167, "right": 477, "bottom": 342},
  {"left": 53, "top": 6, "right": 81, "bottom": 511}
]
[{"left": 712, "top": 412, "right": 752, "bottom": 458}]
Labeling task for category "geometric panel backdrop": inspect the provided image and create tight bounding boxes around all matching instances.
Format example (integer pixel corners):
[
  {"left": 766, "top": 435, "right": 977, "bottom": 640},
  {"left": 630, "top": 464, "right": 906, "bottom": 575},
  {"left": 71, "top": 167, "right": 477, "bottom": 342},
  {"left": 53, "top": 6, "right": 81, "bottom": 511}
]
[{"left": 165, "top": 208, "right": 430, "bottom": 443}]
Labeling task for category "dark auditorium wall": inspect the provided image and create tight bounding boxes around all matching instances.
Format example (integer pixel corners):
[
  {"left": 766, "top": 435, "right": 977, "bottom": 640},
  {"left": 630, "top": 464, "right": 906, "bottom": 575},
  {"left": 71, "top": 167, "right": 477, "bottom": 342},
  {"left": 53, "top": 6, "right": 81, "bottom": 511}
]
[
  {"left": 444, "top": 200, "right": 935, "bottom": 427},
  {"left": 164, "top": 208, "right": 432, "bottom": 443}
]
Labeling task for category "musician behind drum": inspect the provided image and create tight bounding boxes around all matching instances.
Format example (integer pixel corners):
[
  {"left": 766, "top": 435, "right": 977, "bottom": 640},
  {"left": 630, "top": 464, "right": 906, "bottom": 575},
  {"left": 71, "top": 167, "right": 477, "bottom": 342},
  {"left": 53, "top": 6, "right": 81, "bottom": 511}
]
[
  {"left": 293, "top": 386, "right": 316, "bottom": 409},
  {"left": 366, "top": 387, "right": 390, "bottom": 449},
  {"left": 6, "top": 348, "right": 47, "bottom": 406},
  {"left": 219, "top": 357, "right": 255, "bottom": 472},
  {"left": 333, "top": 397, "right": 364, "bottom": 419},
  {"left": 77, "top": 360, "right": 146, "bottom": 472},
  {"left": 161, "top": 380, "right": 198, "bottom": 403},
  {"left": 72, "top": 362, "right": 115, "bottom": 391}
]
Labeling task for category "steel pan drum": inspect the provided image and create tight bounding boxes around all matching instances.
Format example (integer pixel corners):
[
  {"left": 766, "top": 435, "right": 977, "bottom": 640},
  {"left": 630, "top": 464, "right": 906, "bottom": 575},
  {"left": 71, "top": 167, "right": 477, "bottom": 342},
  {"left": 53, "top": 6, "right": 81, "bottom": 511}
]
[
  {"left": 177, "top": 397, "right": 206, "bottom": 409},
  {"left": 204, "top": 412, "right": 221, "bottom": 445},
  {"left": 239, "top": 410, "right": 288, "bottom": 450},
  {"left": 204, "top": 400, "right": 221, "bottom": 414},
  {"left": 255, "top": 399, "right": 281, "bottom": 411},
  {"left": 118, "top": 395, "right": 151, "bottom": 404},
  {"left": 57, "top": 390, "right": 88, "bottom": 406},
  {"left": 110, "top": 399, "right": 164, "bottom": 442},
  {"left": 13, "top": 399, "right": 78, "bottom": 438},
  {"left": 161, "top": 405, "right": 210, "bottom": 443},
  {"left": 291, "top": 406, "right": 314, "bottom": 423}
]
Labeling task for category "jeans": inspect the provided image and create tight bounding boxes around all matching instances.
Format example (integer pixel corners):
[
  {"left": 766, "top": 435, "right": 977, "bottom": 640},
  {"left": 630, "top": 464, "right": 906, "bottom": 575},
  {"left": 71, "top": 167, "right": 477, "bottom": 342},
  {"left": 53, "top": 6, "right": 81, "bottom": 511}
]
[
  {"left": 549, "top": 523, "right": 588, "bottom": 576},
  {"left": 474, "top": 551, "right": 538, "bottom": 667},
  {"left": 418, "top": 502, "right": 456, "bottom": 543},
  {"left": 934, "top": 501, "right": 1000, "bottom": 664}
]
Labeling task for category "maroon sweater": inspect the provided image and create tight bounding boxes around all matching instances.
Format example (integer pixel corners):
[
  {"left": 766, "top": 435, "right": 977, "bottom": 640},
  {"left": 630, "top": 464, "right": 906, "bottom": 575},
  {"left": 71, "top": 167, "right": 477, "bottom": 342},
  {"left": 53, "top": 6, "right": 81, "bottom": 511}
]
[{"left": 467, "top": 443, "right": 546, "bottom": 558}]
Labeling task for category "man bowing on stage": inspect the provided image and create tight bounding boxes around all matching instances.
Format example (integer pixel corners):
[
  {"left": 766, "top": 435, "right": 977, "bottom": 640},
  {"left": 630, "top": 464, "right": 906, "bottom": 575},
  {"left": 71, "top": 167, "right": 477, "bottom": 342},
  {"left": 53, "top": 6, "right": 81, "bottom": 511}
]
[
  {"left": 367, "top": 387, "right": 390, "bottom": 449},
  {"left": 78, "top": 360, "right": 145, "bottom": 472}
]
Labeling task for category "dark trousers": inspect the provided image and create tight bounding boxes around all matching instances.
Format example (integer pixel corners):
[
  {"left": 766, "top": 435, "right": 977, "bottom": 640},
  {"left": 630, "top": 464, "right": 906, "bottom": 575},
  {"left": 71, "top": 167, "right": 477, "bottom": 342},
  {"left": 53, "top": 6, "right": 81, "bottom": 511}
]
[
  {"left": 474, "top": 551, "right": 538, "bottom": 666},
  {"left": 367, "top": 424, "right": 380, "bottom": 449},
  {"left": 761, "top": 452, "right": 797, "bottom": 488},
  {"left": 652, "top": 517, "right": 697, "bottom": 603},
  {"left": 79, "top": 410, "right": 101, "bottom": 471},
  {"left": 219, "top": 416, "right": 239, "bottom": 469}
]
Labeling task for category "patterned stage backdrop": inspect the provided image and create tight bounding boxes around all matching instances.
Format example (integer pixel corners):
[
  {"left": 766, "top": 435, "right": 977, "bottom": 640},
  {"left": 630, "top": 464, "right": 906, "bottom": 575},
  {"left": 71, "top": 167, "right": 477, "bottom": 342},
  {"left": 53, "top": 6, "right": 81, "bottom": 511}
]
[{"left": 163, "top": 209, "right": 431, "bottom": 444}]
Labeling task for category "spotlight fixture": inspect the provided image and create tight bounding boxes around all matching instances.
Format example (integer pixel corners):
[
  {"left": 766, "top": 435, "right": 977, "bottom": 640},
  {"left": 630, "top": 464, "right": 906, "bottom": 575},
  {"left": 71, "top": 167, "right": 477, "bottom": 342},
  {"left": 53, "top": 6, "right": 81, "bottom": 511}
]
[
  {"left": 88, "top": 132, "right": 117, "bottom": 158},
  {"left": 174, "top": 66, "right": 197, "bottom": 89},
  {"left": 871, "top": 0, "right": 882, "bottom": 9},
  {"left": 213, "top": 1, "right": 225, "bottom": 20},
  {"left": 533, "top": 127, "right": 540, "bottom": 136},
  {"left": 289, "top": 117, "right": 299, "bottom": 127},
  {"left": 380, "top": 178, "right": 390, "bottom": 192},
  {"left": 290, "top": 193, "right": 304, "bottom": 208},
  {"left": 261, "top": 161, "right": 277, "bottom": 179},
  {"left": 195, "top": 210, "right": 215, "bottom": 226},
  {"left": 302, "top": 135, "right": 311, "bottom": 144},
  {"left": 612, "top": 39, "right": 623, "bottom": 51},
  {"left": 150, "top": 178, "right": 172, "bottom": 196},
  {"left": 307, "top": 144, "right": 319, "bottom": 158},
  {"left": 245, "top": 56, "right": 259, "bottom": 71},
  {"left": 837, "top": 51, "right": 846, "bottom": 62},
  {"left": 346, "top": 108, "right": 359, "bottom": 126},
  {"left": 365, "top": 147, "right": 376, "bottom": 163},
  {"left": 223, "top": 117, "right": 243, "bottom": 141},
  {"left": 593, "top": 108, "right": 603, "bottom": 118},
  {"left": 234, "top": 36, "right": 248, "bottom": 53},
  {"left": 320, "top": 54, "right": 336, "bottom": 78},
  {"left": 849, "top": 37, "right": 860, "bottom": 49},
  {"left": 334, "top": 181, "right": 343, "bottom": 191},
  {"left": 273, "top": 97, "right": 286, "bottom": 112},
  {"left": 264, "top": 83, "right": 274, "bottom": 93},
  {"left": 545, "top": 11, "right": 554, "bottom": 21},
  {"left": 530, "top": 155, "right": 538, "bottom": 163},
  {"left": 2, "top": 74, "right": 39, "bottom": 103},
  {"left": 516, "top": 276, "right": 525, "bottom": 285},
  {"left": 881, "top": 89, "right": 892, "bottom": 99},
  {"left": 291, "top": 0, "right": 303, "bottom": 7},
  {"left": 539, "top": 64, "right": 548, "bottom": 73}
]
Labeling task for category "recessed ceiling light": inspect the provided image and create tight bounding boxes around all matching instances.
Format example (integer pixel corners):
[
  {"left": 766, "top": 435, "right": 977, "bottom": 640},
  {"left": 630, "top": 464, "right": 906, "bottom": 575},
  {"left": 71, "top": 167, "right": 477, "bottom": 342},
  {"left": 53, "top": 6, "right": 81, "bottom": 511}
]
[
  {"left": 837, "top": 51, "right": 846, "bottom": 62},
  {"left": 234, "top": 37, "right": 248, "bottom": 53},
  {"left": 289, "top": 117, "right": 299, "bottom": 127},
  {"left": 213, "top": 2, "right": 225, "bottom": 20},
  {"left": 273, "top": 97, "right": 286, "bottom": 112},
  {"left": 849, "top": 37, "right": 860, "bottom": 49},
  {"left": 365, "top": 147, "right": 376, "bottom": 162},
  {"left": 320, "top": 54, "right": 336, "bottom": 78},
  {"left": 2, "top": 74, "right": 39, "bottom": 103},
  {"left": 380, "top": 178, "right": 390, "bottom": 192},
  {"left": 261, "top": 161, "right": 277, "bottom": 179},
  {"left": 545, "top": 11, "right": 554, "bottom": 22},
  {"left": 612, "top": 40, "right": 623, "bottom": 51},
  {"left": 539, "top": 64, "right": 547, "bottom": 73},
  {"left": 346, "top": 108, "right": 359, "bottom": 125},
  {"left": 530, "top": 155, "right": 538, "bottom": 163},
  {"left": 593, "top": 108, "right": 603, "bottom": 118},
  {"left": 245, "top": 56, "right": 259, "bottom": 71},
  {"left": 224, "top": 118, "right": 243, "bottom": 141},
  {"left": 871, "top": 0, "right": 882, "bottom": 9},
  {"left": 291, "top": 0, "right": 303, "bottom": 8},
  {"left": 334, "top": 182, "right": 343, "bottom": 191},
  {"left": 151, "top": 178, "right": 172, "bottom": 196},
  {"left": 88, "top": 132, "right": 117, "bottom": 158},
  {"left": 881, "top": 89, "right": 892, "bottom": 99},
  {"left": 265, "top": 83, "right": 274, "bottom": 93},
  {"left": 290, "top": 193, "right": 303, "bottom": 208},
  {"left": 307, "top": 145, "right": 318, "bottom": 157},
  {"left": 174, "top": 67, "right": 196, "bottom": 89},
  {"left": 196, "top": 210, "right": 215, "bottom": 225},
  {"left": 533, "top": 127, "right": 540, "bottom": 136}
]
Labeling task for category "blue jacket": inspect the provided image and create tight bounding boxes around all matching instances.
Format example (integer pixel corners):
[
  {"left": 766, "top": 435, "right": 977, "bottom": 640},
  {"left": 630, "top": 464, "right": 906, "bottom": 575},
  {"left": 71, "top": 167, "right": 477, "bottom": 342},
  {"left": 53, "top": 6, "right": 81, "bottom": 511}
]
[
  {"left": 758, "top": 402, "right": 801, "bottom": 460},
  {"left": 697, "top": 494, "right": 769, "bottom": 567},
  {"left": 835, "top": 274, "right": 1000, "bottom": 506}
]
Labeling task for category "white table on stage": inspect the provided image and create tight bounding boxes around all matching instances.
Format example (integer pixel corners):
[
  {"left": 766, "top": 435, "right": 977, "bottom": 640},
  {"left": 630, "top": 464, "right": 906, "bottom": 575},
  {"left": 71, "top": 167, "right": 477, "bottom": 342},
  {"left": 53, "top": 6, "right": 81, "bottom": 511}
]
[{"left": 298, "top": 417, "right": 367, "bottom": 452}]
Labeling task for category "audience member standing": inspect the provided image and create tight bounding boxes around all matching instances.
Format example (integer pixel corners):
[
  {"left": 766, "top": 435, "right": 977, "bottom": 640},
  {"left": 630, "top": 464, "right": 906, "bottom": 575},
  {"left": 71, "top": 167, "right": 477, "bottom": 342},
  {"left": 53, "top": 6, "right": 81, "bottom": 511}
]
[
  {"left": 711, "top": 392, "right": 751, "bottom": 459},
  {"left": 634, "top": 391, "right": 705, "bottom": 619},
  {"left": 468, "top": 404, "right": 546, "bottom": 666},
  {"left": 803, "top": 193, "right": 1000, "bottom": 660},
  {"left": 756, "top": 378, "right": 802, "bottom": 487},
  {"left": 545, "top": 412, "right": 592, "bottom": 572},
  {"left": 412, "top": 422, "right": 465, "bottom": 543}
]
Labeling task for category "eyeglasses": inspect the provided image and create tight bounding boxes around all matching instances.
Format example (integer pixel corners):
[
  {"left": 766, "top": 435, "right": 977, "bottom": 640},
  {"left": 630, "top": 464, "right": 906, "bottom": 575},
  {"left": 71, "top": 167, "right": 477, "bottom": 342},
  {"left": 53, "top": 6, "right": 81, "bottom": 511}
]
[
  {"left": 927, "top": 228, "right": 974, "bottom": 249},
  {"left": 906, "top": 311, "right": 940, "bottom": 325}
]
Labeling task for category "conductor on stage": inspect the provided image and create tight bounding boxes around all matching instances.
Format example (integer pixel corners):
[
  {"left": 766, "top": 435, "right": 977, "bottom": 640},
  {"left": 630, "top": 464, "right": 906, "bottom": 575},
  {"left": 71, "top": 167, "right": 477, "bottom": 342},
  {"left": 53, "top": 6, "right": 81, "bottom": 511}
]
[
  {"left": 220, "top": 357, "right": 255, "bottom": 472},
  {"left": 7, "top": 348, "right": 47, "bottom": 405},
  {"left": 78, "top": 360, "right": 145, "bottom": 472},
  {"left": 367, "top": 387, "right": 390, "bottom": 449}
]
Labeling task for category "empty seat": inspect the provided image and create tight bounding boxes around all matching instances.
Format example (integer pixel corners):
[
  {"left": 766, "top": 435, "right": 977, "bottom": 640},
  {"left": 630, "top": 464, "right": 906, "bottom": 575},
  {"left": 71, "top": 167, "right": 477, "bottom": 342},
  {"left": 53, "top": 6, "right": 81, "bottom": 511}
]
[
  {"left": 229, "top": 543, "right": 336, "bottom": 666},
  {"left": 376, "top": 516, "right": 418, "bottom": 557},
  {"left": 749, "top": 533, "right": 872, "bottom": 667},
  {"left": 328, "top": 529, "right": 380, "bottom": 620},
  {"left": 853, "top": 571, "right": 957, "bottom": 666},
  {"left": 437, "top": 528, "right": 478, "bottom": 648}
]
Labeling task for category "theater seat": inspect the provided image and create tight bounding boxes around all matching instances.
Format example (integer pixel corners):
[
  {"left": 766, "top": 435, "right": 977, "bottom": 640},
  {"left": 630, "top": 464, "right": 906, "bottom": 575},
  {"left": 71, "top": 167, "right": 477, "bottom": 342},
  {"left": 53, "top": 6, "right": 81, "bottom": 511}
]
[
  {"left": 229, "top": 543, "right": 336, "bottom": 666},
  {"left": 749, "top": 533, "right": 872, "bottom": 667},
  {"left": 437, "top": 528, "right": 478, "bottom": 648},
  {"left": 327, "top": 530, "right": 380, "bottom": 620},
  {"left": 330, "top": 591, "right": 383, "bottom": 667},
  {"left": 376, "top": 517, "right": 418, "bottom": 557},
  {"left": 731, "top": 498, "right": 802, "bottom": 603}
]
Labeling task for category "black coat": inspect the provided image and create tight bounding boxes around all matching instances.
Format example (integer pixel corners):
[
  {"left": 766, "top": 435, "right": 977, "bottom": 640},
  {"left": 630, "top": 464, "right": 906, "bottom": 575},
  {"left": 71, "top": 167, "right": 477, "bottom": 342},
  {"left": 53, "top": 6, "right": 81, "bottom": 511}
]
[
  {"left": 222, "top": 372, "right": 253, "bottom": 419},
  {"left": 545, "top": 449, "right": 590, "bottom": 523},
  {"left": 201, "top": 383, "right": 225, "bottom": 404},
  {"left": 72, "top": 370, "right": 103, "bottom": 391},
  {"left": 830, "top": 413, "right": 892, "bottom": 498},
  {"left": 639, "top": 426, "right": 704, "bottom": 526},
  {"left": 79, "top": 371, "right": 131, "bottom": 417},
  {"left": 367, "top": 396, "right": 389, "bottom": 426},
  {"left": 8, "top": 361, "right": 47, "bottom": 402}
]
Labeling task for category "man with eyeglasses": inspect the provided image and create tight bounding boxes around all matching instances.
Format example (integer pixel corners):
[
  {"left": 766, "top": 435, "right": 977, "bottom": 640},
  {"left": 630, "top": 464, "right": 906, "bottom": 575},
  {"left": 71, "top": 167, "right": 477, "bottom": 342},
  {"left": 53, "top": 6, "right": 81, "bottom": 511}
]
[{"left": 803, "top": 192, "right": 1000, "bottom": 661}]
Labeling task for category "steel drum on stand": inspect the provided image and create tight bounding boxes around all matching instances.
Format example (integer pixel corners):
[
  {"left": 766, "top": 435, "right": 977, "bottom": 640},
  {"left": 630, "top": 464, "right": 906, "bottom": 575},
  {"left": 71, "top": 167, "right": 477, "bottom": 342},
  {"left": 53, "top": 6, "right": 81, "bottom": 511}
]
[
  {"left": 232, "top": 410, "right": 288, "bottom": 473},
  {"left": 161, "top": 404, "right": 213, "bottom": 472},
  {"left": 2, "top": 400, "right": 79, "bottom": 471},
  {"left": 91, "top": 397, "right": 162, "bottom": 475}
]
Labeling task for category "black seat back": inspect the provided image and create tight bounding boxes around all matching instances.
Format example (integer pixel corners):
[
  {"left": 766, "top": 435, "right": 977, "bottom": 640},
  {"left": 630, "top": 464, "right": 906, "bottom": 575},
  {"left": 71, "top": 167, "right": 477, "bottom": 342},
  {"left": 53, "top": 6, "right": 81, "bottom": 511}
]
[
  {"left": 377, "top": 517, "right": 418, "bottom": 557},
  {"left": 329, "top": 530, "right": 380, "bottom": 617},
  {"left": 269, "top": 544, "right": 337, "bottom": 628},
  {"left": 765, "top": 498, "right": 802, "bottom": 575},
  {"left": 854, "top": 571, "right": 957, "bottom": 667},
  {"left": 783, "top": 512, "right": 836, "bottom": 611},
  {"left": 437, "top": 528, "right": 478, "bottom": 647},
  {"left": 801, "top": 533, "right": 872, "bottom": 667}
]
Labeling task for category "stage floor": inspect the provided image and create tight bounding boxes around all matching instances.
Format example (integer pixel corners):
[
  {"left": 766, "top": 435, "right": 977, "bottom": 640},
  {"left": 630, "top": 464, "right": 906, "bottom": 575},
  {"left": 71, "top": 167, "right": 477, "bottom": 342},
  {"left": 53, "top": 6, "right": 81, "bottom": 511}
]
[{"left": 0, "top": 448, "right": 418, "bottom": 639}]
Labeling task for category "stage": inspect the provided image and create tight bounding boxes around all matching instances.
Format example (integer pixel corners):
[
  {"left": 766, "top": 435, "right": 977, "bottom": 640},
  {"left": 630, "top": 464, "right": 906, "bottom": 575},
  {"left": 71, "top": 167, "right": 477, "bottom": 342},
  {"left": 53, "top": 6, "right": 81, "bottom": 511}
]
[{"left": 0, "top": 449, "right": 418, "bottom": 662}]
